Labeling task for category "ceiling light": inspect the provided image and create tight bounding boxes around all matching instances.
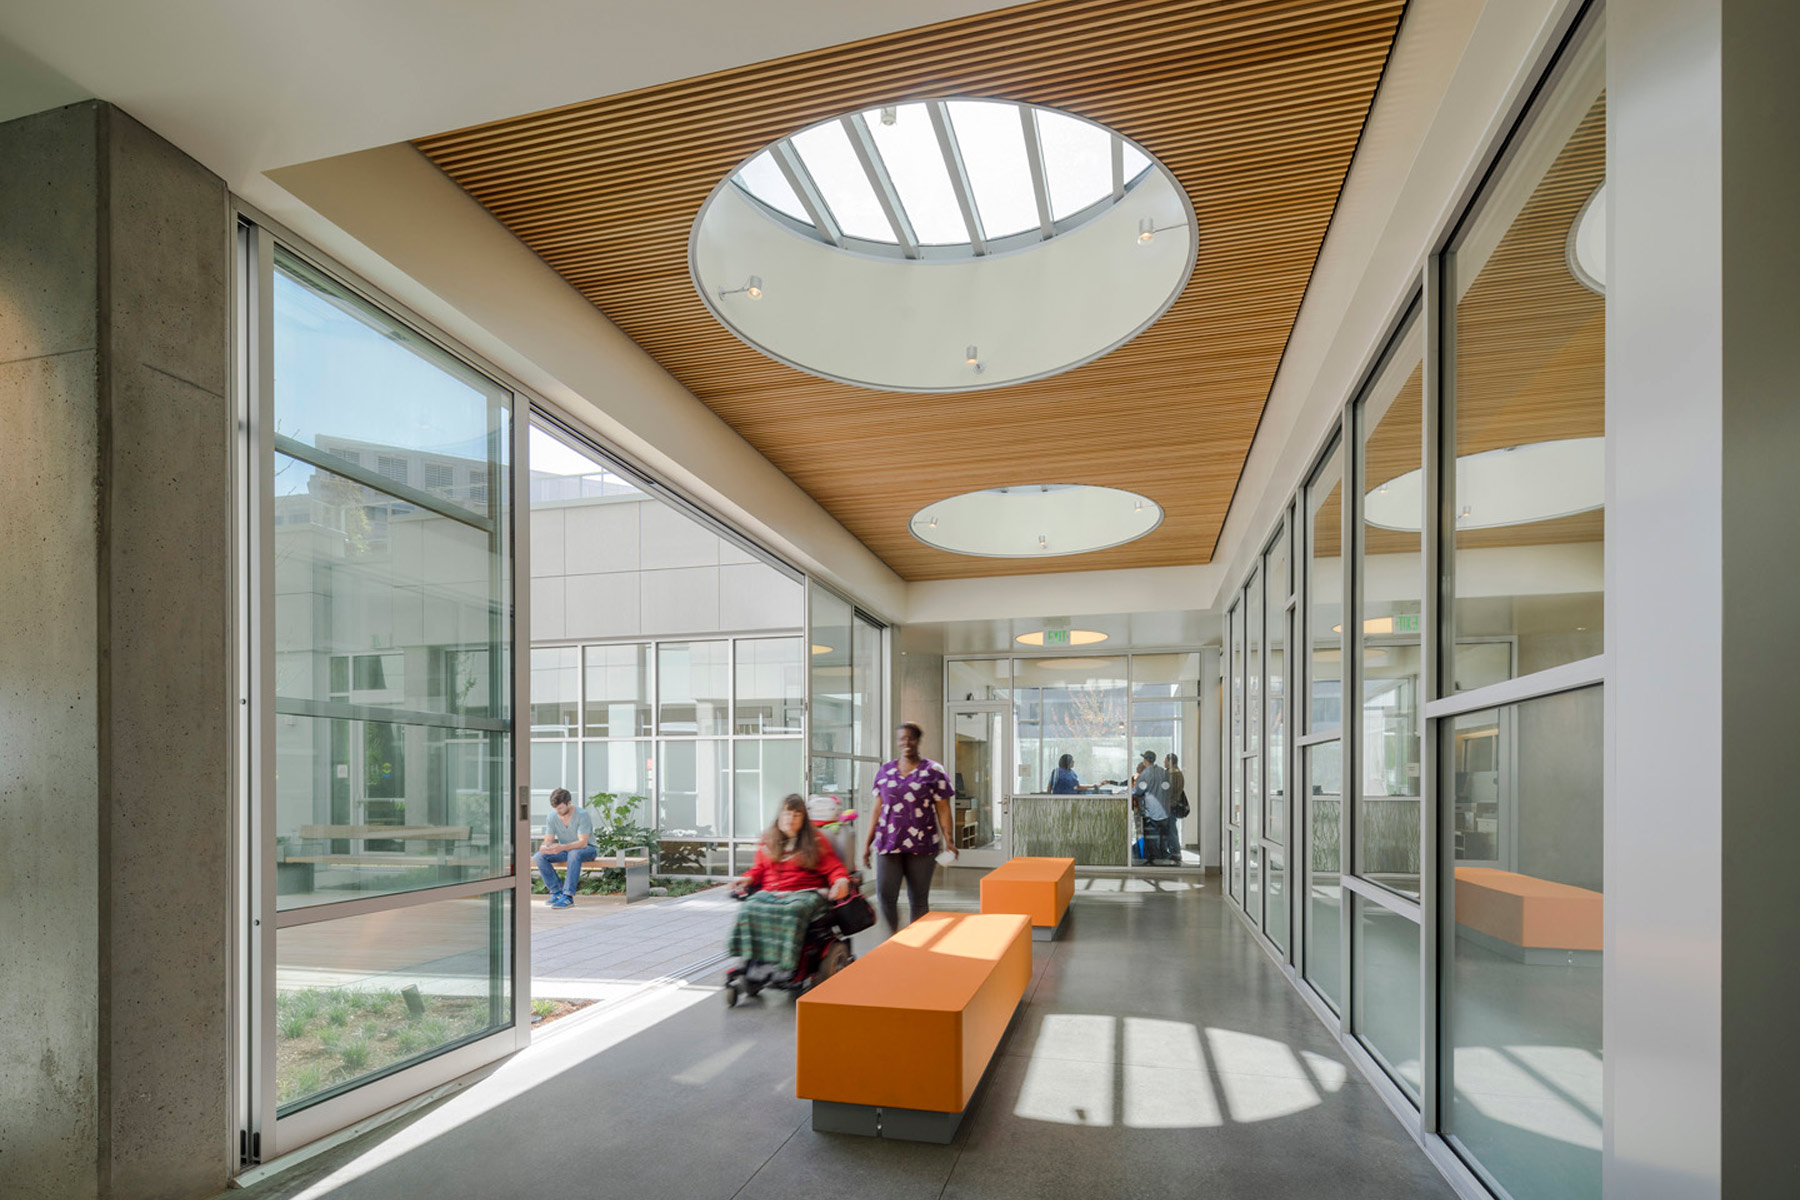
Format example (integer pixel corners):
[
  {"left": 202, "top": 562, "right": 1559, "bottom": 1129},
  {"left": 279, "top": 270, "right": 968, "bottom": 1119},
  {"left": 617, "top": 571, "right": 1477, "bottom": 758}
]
[
  {"left": 965, "top": 344, "right": 983, "bottom": 374},
  {"left": 1459, "top": 504, "right": 1473, "bottom": 521},
  {"left": 719, "top": 274, "right": 763, "bottom": 301},
  {"left": 1016, "top": 630, "right": 1110, "bottom": 646},
  {"left": 879, "top": 105, "right": 897, "bottom": 126},
  {"left": 810, "top": 644, "right": 834, "bottom": 655},
  {"left": 1330, "top": 617, "right": 1401, "bottom": 635},
  {"left": 1038, "top": 534, "right": 1048, "bottom": 550},
  {"left": 1138, "top": 218, "right": 1156, "bottom": 244},
  {"left": 928, "top": 515, "right": 938, "bottom": 529}
]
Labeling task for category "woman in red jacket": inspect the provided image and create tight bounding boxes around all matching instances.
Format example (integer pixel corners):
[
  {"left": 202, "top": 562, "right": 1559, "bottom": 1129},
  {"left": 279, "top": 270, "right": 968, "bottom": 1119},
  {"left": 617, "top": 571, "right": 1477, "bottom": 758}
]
[{"left": 727, "top": 794, "right": 851, "bottom": 977}]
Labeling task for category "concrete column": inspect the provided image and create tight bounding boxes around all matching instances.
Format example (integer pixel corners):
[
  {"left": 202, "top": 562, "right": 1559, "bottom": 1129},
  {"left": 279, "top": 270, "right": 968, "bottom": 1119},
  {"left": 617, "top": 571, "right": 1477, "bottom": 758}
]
[
  {"left": 1609, "top": 2, "right": 1800, "bottom": 1195},
  {"left": 0, "top": 101, "right": 230, "bottom": 1200}
]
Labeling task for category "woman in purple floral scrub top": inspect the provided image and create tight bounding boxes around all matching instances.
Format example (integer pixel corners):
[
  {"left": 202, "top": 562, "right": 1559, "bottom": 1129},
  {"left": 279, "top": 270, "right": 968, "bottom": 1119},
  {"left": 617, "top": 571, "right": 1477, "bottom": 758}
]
[{"left": 861, "top": 721, "right": 955, "bottom": 932}]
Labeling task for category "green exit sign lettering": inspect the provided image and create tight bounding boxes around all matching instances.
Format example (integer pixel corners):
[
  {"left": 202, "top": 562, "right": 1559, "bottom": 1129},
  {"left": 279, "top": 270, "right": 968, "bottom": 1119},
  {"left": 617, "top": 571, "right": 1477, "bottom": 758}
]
[
  {"left": 1393, "top": 613, "right": 1421, "bottom": 634},
  {"left": 1044, "top": 629, "right": 1071, "bottom": 646}
]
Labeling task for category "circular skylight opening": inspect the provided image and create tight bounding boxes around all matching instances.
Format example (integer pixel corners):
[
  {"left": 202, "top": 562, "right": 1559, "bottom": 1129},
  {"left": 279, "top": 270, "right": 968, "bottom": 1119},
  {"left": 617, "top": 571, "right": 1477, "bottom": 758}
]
[
  {"left": 1016, "top": 629, "right": 1110, "bottom": 646},
  {"left": 690, "top": 99, "right": 1195, "bottom": 392},
  {"left": 1567, "top": 182, "right": 1606, "bottom": 295},
  {"left": 1364, "top": 438, "right": 1604, "bottom": 532},
  {"left": 910, "top": 485, "right": 1162, "bottom": 558}
]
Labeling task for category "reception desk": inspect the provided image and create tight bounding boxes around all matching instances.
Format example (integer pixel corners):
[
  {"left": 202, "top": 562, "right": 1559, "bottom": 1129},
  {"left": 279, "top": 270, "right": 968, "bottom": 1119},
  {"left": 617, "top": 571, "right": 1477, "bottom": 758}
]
[{"left": 1009, "top": 793, "right": 1131, "bottom": 867}]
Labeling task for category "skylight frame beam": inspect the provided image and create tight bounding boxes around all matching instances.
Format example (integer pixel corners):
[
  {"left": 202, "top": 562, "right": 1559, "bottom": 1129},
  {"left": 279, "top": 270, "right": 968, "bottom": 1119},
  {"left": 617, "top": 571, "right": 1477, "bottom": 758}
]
[
  {"left": 927, "top": 101, "right": 987, "bottom": 256},
  {"left": 843, "top": 113, "right": 920, "bottom": 259},
  {"left": 1111, "top": 136, "right": 1125, "bottom": 202},
  {"left": 770, "top": 140, "right": 843, "bottom": 247},
  {"left": 1019, "top": 106, "right": 1055, "bottom": 242}
]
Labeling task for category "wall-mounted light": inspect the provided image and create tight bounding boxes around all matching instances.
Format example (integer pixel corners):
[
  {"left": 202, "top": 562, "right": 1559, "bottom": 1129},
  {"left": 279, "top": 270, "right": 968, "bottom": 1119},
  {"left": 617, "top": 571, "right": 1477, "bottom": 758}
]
[
  {"left": 1038, "top": 534, "right": 1048, "bottom": 550},
  {"left": 719, "top": 274, "right": 763, "bottom": 301},
  {"left": 928, "top": 515, "right": 938, "bottom": 529},
  {"left": 880, "top": 106, "right": 898, "bottom": 126},
  {"left": 965, "top": 344, "right": 984, "bottom": 374}
]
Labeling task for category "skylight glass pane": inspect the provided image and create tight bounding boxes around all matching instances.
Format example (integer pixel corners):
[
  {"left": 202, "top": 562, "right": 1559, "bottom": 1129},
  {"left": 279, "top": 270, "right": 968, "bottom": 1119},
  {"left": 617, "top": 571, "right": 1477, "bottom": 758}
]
[
  {"left": 791, "top": 120, "right": 896, "bottom": 242},
  {"left": 734, "top": 149, "right": 812, "bottom": 225},
  {"left": 947, "top": 100, "right": 1039, "bottom": 239},
  {"left": 863, "top": 103, "right": 968, "bottom": 245},
  {"left": 1121, "top": 142, "right": 1152, "bottom": 186},
  {"left": 1036, "top": 111, "right": 1112, "bottom": 221}
]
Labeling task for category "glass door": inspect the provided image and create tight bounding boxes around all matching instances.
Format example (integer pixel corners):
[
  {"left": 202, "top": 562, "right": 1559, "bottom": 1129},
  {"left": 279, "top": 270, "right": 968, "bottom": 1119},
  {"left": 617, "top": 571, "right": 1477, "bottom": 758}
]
[
  {"left": 242, "top": 227, "right": 526, "bottom": 1162},
  {"left": 946, "top": 704, "right": 1012, "bottom": 867}
]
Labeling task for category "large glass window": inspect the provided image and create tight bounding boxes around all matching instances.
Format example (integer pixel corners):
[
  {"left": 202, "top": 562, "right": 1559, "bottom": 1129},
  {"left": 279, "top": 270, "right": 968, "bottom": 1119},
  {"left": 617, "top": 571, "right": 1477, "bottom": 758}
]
[
  {"left": 1443, "top": 686, "right": 1601, "bottom": 1200},
  {"left": 1015, "top": 656, "right": 1128, "bottom": 792},
  {"left": 1303, "top": 741, "right": 1343, "bottom": 1010},
  {"left": 735, "top": 637, "right": 803, "bottom": 734},
  {"left": 584, "top": 644, "right": 650, "bottom": 738},
  {"left": 1308, "top": 444, "right": 1345, "bottom": 735},
  {"left": 1265, "top": 529, "right": 1289, "bottom": 846},
  {"left": 1352, "top": 893, "right": 1422, "bottom": 1100},
  {"left": 1356, "top": 315, "right": 1425, "bottom": 900},
  {"left": 270, "top": 252, "right": 512, "bottom": 914},
  {"left": 657, "top": 641, "right": 729, "bottom": 736},
  {"left": 529, "top": 647, "right": 578, "bottom": 738},
  {"left": 261, "top": 242, "right": 515, "bottom": 1129},
  {"left": 1447, "top": 50, "right": 1606, "bottom": 688}
]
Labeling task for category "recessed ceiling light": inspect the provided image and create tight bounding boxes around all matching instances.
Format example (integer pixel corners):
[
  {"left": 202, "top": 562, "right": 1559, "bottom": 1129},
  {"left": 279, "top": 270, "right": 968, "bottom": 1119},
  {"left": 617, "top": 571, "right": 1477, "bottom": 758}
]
[
  {"left": 1016, "top": 630, "right": 1110, "bottom": 646},
  {"left": 810, "top": 644, "right": 834, "bottom": 655},
  {"left": 1568, "top": 182, "right": 1606, "bottom": 295}
]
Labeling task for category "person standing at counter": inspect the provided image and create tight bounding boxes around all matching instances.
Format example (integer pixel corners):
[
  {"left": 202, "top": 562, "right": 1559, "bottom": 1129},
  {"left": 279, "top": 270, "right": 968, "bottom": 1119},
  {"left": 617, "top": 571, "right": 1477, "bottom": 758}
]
[
  {"left": 1131, "top": 750, "right": 1171, "bottom": 867},
  {"left": 1162, "top": 753, "right": 1188, "bottom": 866},
  {"left": 862, "top": 722, "right": 955, "bottom": 932}
]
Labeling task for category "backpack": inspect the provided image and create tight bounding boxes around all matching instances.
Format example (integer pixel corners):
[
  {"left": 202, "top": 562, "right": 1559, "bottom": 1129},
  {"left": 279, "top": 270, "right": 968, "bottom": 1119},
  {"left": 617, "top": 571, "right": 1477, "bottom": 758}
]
[{"left": 1171, "top": 787, "right": 1190, "bottom": 819}]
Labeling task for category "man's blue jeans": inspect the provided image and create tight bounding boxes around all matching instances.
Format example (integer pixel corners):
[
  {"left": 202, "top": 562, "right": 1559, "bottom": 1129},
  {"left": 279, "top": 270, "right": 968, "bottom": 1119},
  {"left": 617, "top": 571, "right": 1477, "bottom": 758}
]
[{"left": 534, "top": 846, "right": 599, "bottom": 896}]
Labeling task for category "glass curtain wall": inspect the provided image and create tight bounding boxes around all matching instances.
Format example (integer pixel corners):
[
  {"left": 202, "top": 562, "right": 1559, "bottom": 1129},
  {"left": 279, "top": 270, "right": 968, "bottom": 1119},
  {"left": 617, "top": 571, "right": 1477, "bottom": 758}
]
[
  {"left": 527, "top": 424, "right": 805, "bottom": 874},
  {"left": 1213, "top": 15, "right": 1606, "bottom": 1200},
  {"left": 808, "top": 582, "right": 886, "bottom": 816},
  {"left": 251, "top": 235, "right": 518, "bottom": 1144}
]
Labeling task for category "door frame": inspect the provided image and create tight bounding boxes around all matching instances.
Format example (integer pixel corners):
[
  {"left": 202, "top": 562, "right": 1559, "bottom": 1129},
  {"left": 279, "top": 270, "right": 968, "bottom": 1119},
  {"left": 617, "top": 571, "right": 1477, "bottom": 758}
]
[{"left": 943, "top": 701, "right": 1014, "bottom": 868}]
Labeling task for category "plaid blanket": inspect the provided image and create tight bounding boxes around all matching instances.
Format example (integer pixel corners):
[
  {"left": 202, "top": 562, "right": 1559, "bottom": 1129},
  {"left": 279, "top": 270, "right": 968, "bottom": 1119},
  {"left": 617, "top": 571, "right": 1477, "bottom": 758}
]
[{"left": 728, "top": 890, "right": 827, "bottom": 975}]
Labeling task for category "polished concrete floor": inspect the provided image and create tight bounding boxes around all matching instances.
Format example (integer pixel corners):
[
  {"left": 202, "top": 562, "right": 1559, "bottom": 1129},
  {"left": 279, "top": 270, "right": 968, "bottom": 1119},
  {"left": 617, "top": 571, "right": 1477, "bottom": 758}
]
[{"left": 236, "top": 873, "right": 1458, "bottom": 1200}]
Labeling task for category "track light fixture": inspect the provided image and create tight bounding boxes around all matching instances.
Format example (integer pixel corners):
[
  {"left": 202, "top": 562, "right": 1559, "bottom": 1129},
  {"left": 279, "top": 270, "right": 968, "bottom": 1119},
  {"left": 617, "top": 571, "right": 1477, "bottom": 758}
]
[{"left": 719, "top": 274, "right": 764, "bottom": 301}]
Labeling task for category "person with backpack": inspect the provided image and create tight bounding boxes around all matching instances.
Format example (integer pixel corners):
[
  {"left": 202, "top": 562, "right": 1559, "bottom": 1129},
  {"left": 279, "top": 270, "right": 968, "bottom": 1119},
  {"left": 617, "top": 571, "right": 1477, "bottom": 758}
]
[{"left": 1163, "top": 753, "right": 1190, "bottom": 866}]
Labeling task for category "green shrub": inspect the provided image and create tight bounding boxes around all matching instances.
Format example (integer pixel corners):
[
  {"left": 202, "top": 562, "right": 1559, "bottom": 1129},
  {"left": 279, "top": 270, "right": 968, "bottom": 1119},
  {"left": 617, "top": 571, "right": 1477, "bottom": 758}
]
[
  {"left": 279, "top": 1009, "right": 310, "bottom": 1040},
  {"left": 287, "top": 1062, "right": 326, "bottom": 1099},
  {"left": 531, "top": 998, "right": 557, "bottom": 1018},
  {"left": 337, "top": 1039, "right": 372, "bottom": 1072}
]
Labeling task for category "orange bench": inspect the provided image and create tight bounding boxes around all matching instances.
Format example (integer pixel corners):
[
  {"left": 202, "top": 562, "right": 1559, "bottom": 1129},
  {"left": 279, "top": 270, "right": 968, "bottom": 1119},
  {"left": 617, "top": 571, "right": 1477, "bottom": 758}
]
[
  {"left": 979, "top": 856, "right": 1075, "bottom": 940},
  {"left": 796, "top": 911, "right": 1031, "bottom": 1142},
  {"left": 1453, "top": 867, "right": 1602, "bottom": 964}
]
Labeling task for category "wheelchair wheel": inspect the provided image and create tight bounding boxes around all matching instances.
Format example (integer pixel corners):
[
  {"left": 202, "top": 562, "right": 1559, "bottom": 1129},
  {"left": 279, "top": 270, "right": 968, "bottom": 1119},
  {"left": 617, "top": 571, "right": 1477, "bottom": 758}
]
[
  {"left": 817, "top": 941, "right": 851, "bottom": 981},
  {"left": 724, "top": 980, "right": 739, "bottom": 1008}
]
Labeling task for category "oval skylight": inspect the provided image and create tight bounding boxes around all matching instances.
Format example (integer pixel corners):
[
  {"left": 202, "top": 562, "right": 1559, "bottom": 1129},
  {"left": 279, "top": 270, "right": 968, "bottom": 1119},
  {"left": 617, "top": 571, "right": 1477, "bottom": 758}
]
[
  {"left": 1568, "top": 182, "right": 1606, "bottom": 295},
  {"left": 1364, "top": 438, "right": 1605, "bottom": 532},
  {"left": 733, "top": 99, "right": 1155, "bottom": 260},
  {"left": 691, "top": 100, "right": 1193, "bottom": 392},
  {"left": 911, "top": 485, "right": 1162, "bottom": 558}
]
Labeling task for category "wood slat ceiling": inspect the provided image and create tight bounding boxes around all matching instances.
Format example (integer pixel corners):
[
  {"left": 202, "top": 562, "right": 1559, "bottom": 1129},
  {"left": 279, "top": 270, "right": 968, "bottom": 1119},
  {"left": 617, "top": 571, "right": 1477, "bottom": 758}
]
[{"left": 416, "top": 0, "right": 1408, "bottom": 581}]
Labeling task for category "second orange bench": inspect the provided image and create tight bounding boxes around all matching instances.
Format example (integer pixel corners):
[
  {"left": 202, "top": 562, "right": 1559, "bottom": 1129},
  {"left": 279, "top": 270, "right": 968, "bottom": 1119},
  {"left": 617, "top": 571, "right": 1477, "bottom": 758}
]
[{"left": 979, "top": 856, "right": 1075, "bottom": 940}]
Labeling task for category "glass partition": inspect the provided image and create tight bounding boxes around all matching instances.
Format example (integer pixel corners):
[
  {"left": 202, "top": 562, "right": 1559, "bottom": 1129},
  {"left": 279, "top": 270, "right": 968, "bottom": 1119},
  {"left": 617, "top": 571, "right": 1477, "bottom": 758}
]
[
  {"left": 1356, "top": 315, "right": 1425, "bottom": 899},
  {"left": 1308, "top": 444, "right": 1345, "bottom": 736},
  {"left": 1303, "top": 741, "right": 1343, "bottom": 1010}
]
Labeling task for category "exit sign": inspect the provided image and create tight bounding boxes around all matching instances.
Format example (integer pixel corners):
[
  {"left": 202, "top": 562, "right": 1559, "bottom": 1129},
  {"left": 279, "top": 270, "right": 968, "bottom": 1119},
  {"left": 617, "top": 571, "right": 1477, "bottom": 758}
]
[
  {"left": 1044, "top": 629, "right": 1071, "bottom": 646},
  {"left": 1393, "top": 613, "right": 1421, "bottom": 634}
]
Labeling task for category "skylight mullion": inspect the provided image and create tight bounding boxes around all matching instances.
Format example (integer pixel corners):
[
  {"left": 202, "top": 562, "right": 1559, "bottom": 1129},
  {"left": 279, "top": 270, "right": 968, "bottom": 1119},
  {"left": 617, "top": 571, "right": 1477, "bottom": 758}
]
[
  {"left": 770, "top": 141, "right": 843, "bottom": 247},
  {"left": 928, "top": 101, "right": 987, "bottom": 256},
  {"left": 1111, "top": 136, "right": 1125, "bottom": 202},
  {"left": 1019, "top": 107, "right": 1055, "bottom": 241},
  {"left": 844, "top": 114, "right": 919, "bottom": 259}
]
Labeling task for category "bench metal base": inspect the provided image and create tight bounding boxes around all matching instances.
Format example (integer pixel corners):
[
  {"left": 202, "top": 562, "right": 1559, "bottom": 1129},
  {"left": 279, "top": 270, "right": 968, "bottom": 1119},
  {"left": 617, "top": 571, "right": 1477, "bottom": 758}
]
[
  {"left": 1456, "top": 923, "right": 1601, "bottom": 966},
  {"left": 811, "top": 1100, "right": 966, "bottom": 1144},
  {"left": 1031, "top": 908, "right": 1069, "bottom": 942}
]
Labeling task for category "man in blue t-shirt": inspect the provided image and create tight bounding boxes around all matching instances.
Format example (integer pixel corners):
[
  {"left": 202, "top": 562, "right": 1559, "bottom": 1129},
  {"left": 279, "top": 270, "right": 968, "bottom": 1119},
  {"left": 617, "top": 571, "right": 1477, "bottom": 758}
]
[{"left": 534, "top": 788, "right": 598, "bottom": 908}]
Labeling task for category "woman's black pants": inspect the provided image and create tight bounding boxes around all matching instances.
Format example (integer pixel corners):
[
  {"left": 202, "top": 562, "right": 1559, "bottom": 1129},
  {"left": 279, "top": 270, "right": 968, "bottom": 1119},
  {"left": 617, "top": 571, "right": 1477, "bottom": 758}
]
[{"left": 875, "top": 852, "right": 936, "bottom": 931}]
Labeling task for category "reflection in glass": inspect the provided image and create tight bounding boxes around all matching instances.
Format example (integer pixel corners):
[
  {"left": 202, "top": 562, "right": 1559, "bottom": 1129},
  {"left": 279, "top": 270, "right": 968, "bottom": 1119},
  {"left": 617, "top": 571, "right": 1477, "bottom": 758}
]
[
  {"left": 1353, "top": 893, "right": 1422, "bottom": 1100},
  {"left": 1445, "top": 687, "right": 1602, "bottom": 1200},
  {"left": 530, "top": 648, "right": 579, "bottom": 738},
  {"left": 735, "top": 638, "right": 803, "bottom": 734},
  {"left": 584, "top": 644, "right": 651, "bottom": 738},
  {"left": 1266, "top": 848, "right": 1288, "bottom": 952},
  {"left": 1230, "top": 605, "right": 1245, "bottom": 828},
  {"left": 1308, "top": 444, "right": 1345, "bottom": 736},
  {"left": 948, "top": 657, "right": 1011, "bottom": 702},
  {"left": 853, "top": 615, "right": 884, "bottom": 758},
  {"left": 734, "top": 739, "right": 804, "bottom": 840},
  {"left": 1356, "top": 315, "right": 1425, "bottom": 898},
  {"left": 1304, "top": 742, "right": 1343, "bottom": 1011},
  {"left": 582, "top": 741, "right": 649, "bottom": 812},
  {"left": 657, "top": 641, "right": 729, "bottom": 736},
  {"left": 809, "top": 585, "right": 854, "bottom": 756},
  {"left": 275, "top": 891, "right": 510, "bottom": 1113},
  {"left": 529, "top": 741, "right": 577, "bottom": 830},
  {"left": 1449, "top": 71, "right": 1606, "bottom": 685},
  {"left": 1014, "top": 657, "right": 1128, "bottom": 795},
  {"left": 658, "top": 740, "right": 729, "bottom": 839},
  {"left": 1265, "top": 529, "right": 1288, "bottom": 844},
  {"left": 1131, "top": 652, "right": 1201, "bottom": 698}
]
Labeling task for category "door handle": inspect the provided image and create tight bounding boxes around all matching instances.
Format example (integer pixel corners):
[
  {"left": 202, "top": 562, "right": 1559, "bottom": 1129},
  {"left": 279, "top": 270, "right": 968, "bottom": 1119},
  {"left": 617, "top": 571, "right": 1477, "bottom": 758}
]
[{"left": 518, "top": 785, "right": 530, "bottom": 822}]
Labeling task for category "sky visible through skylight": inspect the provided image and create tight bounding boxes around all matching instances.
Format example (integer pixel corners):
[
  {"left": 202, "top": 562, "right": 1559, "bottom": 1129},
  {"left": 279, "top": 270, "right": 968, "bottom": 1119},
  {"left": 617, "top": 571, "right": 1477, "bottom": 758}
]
[{"left": 733, "top": 100, "right": 1155, "bottom": 250}]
